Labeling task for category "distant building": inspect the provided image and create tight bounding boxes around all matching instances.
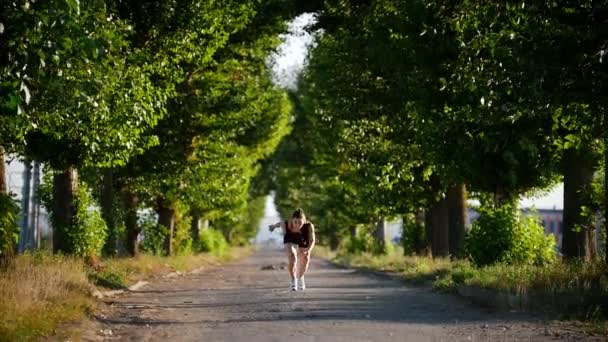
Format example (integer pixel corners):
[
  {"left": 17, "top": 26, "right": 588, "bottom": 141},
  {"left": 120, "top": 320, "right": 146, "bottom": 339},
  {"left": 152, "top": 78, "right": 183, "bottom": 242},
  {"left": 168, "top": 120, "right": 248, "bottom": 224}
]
[{"left": 526, "top": 208, "right": 563, "bottom": 247}]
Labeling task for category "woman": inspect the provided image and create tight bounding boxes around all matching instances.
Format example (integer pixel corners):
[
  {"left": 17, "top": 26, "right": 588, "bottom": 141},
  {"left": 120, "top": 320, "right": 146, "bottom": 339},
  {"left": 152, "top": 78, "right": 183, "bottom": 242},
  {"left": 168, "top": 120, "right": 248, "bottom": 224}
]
[{"left": 268, "top": 208, "right": 315, "bottom": 291}]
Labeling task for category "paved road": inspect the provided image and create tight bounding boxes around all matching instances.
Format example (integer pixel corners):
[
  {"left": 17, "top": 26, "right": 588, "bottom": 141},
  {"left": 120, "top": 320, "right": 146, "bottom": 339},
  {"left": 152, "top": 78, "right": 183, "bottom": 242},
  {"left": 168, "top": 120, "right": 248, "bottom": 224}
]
[{"left": 92, "top": 248, "right": 594, "bottom": 341}]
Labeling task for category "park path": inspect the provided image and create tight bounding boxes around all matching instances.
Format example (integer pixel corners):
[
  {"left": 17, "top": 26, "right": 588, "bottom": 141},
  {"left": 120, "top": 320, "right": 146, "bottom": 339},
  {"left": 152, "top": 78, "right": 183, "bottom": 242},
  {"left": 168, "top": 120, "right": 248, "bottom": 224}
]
[{"left": 88, "top": 248, "right": 595, "bottom": 341}]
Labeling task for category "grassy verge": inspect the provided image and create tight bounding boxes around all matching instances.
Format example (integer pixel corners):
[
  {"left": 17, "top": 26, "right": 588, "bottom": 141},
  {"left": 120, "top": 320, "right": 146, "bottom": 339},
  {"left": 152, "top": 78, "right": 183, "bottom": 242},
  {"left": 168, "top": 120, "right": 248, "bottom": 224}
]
[
  {"left": 0, "top": 246, "right": 253, "bottom": 341},
  {"left": 315, "top": 246, "right": 608, "bottom": 334},
  {"left": 315, "top": 246, "right": 461, "bottom": 284},
  {"left": 0, "top": 252, "right": 94, "bottom": 341},
  {"left": 90, "top": 247, "right": 252, "bottom": 290}
]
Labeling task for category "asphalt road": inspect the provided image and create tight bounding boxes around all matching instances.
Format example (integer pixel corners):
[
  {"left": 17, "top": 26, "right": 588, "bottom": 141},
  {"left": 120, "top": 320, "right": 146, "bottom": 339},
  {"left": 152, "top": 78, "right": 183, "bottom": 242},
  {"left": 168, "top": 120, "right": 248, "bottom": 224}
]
[{"left": 90, "top": 248, "right": 596, "bottom": 342}]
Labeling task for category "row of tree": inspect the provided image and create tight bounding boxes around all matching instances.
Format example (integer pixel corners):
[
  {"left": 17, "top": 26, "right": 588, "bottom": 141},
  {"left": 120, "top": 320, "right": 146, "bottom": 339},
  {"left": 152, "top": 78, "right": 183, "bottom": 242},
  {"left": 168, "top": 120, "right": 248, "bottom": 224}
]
[
  {"left": 0, "top": 0, "right": 304, "bottom": 260},
  {"left": 270, "top": 0, "right": 607, "bottom": 261}
]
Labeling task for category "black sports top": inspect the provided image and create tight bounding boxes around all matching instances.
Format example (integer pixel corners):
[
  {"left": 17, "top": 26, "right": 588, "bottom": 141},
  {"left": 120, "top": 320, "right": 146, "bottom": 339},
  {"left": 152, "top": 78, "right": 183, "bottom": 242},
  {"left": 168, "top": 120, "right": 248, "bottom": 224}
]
[{"left": 283, "top": 220, "right": 313, "bottom": 247}]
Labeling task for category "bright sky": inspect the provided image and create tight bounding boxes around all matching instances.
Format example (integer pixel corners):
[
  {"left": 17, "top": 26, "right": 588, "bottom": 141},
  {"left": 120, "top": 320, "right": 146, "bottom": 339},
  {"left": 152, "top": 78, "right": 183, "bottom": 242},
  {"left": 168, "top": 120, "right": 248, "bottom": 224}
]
[
  {"left": 520, "top": 183, "right": 563, "bottom": 210},
  {"left": 266, "top": 13, "right": 319, "bottom": 90}
]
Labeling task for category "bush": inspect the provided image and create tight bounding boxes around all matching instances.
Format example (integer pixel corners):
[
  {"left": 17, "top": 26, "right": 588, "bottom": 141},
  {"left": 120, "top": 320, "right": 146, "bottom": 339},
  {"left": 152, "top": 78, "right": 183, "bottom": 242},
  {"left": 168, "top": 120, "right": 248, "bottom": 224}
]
[
  {"left": 140, "top": 215, "right": 167, "bottom": 256},
  {"left": 172, "top": 202, "right": 193, "bottom": 256},
  {"left": 0, "top": 193, "right": 19, "bottom": 261},
  {"left": 465, "top": 204, "right": 556, "bottom": 266},
  {"left": 199, "top": 229, "right": 228, "bottom": 256},
  {"left": 507, "top": 214, "right": 557, "bottom": 265},
  {"left": 39, "top": 171, "right": 108, "bottom": 257},
  {"left": 88, "top": 270, "right": 125, "bottom": 289},
  {"left": 401, "top": 213, "right": 424, "bottom": 255},
  {"left": 69, "top": 185, "right": 108, "bottom": 257},
  {"left": 343, "top": 232, "right": 375, "bottom": 254}
]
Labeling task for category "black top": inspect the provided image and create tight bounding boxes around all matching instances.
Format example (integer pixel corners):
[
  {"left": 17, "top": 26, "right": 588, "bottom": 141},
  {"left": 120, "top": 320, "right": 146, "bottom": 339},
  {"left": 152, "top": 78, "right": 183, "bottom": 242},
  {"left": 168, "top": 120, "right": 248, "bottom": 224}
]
[{"left": 283, "top": 220, "right": 313, "bottom": 247}]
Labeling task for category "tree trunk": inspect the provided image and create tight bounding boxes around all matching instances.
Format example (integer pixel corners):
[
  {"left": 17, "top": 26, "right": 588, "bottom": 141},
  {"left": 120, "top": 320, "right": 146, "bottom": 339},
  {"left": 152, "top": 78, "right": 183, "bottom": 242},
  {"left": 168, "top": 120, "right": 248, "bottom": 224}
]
[
  {"left": 424, "top": 209, "right": 433, "bottom": 257},
  {"left": 101, "top": 169, "right": 116, "bottom": 256},
  {"left": 327, "top": 220, "right": 339, "bottom": 250},
  {"left": 0, "top": 147, "right": 6, "bottom": 194},
  {"left": 124, "top": 189, "right": 140, "bottom": 257},
  {"left": 52, "top": 167, "right": 78, "bottom": 254},
  {"left": 158, "top": 200, "right": 175, "bottom": 256},
  {"left": 413, "top": 209, "right": 426, "bottom": 255},
  {"left": 605, "top": 133, "right": 608, "bottom": 263},
  {"left": 374, "top": 217, "right": 387, "bottom": 254},
  {"left": 425, "top": 197, "right": 449, "bottom": 257},
  {"left": 32, "top": 162, "right": 41, "bottom": 250},
  {"left": 349, "top": 225, "right": 358, "bottom": 240},
  {"left": 190, "top": 210, "right": 201, "bottom": 251},
  {"left": 561, "top": 148, "right": 596, "bottom": 260},
  {"left": 19, "top": 158, "right": 32, "bottom": 252},
  {"left": 447, "top": 184, "right": 467, "bottom": 258}
]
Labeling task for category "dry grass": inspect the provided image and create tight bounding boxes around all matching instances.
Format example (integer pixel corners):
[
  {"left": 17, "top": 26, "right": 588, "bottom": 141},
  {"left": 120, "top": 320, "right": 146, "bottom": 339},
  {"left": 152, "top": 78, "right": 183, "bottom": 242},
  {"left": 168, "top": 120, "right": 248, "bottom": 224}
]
[
  {"left": 0, "top": 252, "right": 94, "bottom": 341},
  {"left": 316, "top": 246, "right": 461, "bottom": 284},
  {"left": 0, "top": 246, "right": 254, "bottom": 341},
  {"left": 94, "top": 246, "right": 254, "bottom": 289}
]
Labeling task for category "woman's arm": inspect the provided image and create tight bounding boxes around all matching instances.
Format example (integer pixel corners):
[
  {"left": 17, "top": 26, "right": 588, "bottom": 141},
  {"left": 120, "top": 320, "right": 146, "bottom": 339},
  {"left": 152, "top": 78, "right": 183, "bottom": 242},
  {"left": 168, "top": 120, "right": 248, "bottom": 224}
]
[
  {"left": 306, "top": 223, "right": 315, "bottom": 251},
  {"left": 268, "top": 221, "right": 287, "bottom": 232}
]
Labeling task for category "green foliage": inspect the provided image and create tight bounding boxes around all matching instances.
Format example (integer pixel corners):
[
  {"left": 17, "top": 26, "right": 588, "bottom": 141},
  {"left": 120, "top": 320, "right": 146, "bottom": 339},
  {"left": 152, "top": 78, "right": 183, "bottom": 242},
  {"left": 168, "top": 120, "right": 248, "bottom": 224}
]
[
  {"left": 39, "top": 171, "right": 107, "bottom": 257},
  {"left": 140, "top": 213, "right": 167, "bottom": 256},
  {"left": 172, "top": 202, "right": 193, "bottom": 256},
  {"left": 223, "top": 196, "right": 267, "bottom": 247},
  {"left": 343, "top": 229, "right": 376, "bottom": 254},
  {"left": 101, "top": 192, "right": 127, "bottom": 257},
  {"left": 199, "top": 229, "right": 229, "bottom": 257},
  {"left": 1, "top": 0, "right": 166, "bottom": 166},
  {"left": 509, "top": 214, "right": 558, "bottom": 266},
  {"left": 465, "top": 204, "right": 557, "bottom": 266},
  {"left": 88, "top": 270, "right": 125, "bottom": 290},
  {"left": 118, "top": 1, "right": 293, "bottom": 246},
  {"left": 0, "top": 193, "right": 20, "bottom": 259},
  {"left": 401, "top": 213, "right": 425, "bottom": 255},
  {"left": 70, "top": 185, "right": 108, "bottom": 257}
]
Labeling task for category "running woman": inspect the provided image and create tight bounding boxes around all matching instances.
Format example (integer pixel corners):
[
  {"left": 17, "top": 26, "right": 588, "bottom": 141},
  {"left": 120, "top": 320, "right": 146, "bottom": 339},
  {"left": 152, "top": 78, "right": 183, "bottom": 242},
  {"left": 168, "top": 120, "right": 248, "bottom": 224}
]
[{"left": 268, "top": 208, "right": 315, "bottom": 291}]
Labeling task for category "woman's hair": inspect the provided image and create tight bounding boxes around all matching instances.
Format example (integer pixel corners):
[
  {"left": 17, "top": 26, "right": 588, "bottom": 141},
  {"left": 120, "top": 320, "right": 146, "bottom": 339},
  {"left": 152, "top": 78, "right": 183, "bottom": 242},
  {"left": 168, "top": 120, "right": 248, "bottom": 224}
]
[{"left": 292, "top": 208, "right": 306, "bottom": 220}]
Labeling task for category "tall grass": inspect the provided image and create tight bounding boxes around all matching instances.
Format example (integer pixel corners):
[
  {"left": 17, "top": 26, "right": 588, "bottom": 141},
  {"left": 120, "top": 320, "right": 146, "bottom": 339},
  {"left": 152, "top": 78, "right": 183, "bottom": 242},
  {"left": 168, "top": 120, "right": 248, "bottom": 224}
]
[
  {"left": 0, "top": 252, "right": 94, "bottom": 341},
  {"left": 0, "top": 246, "right": 254, "bottom": 341}
]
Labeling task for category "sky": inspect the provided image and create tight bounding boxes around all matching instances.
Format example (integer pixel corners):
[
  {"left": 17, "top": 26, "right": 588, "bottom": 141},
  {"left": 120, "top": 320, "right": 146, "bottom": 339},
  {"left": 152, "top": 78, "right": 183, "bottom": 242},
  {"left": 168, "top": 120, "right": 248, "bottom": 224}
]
[
  {"left": 519, "top": 183, "right": 563, "bottom": 210},
  {"left": 266, "top": 13, "right": 319, "bottom": 90}
]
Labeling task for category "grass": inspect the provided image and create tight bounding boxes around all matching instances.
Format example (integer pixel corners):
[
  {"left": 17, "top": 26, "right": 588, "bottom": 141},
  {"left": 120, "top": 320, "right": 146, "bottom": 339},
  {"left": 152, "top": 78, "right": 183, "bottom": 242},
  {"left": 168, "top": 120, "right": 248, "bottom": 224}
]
[
  {"left": 90, "top": 247, "right": 252, "bottom": 290},
  {"left": 315, "top": 245, "right": 463, "bottom": 284},
  {"left": 0, "top": 246, "right": 253, "bottom": 341},
  {"left": 0, "top": 252, "right": 94, "bottom": 341}
]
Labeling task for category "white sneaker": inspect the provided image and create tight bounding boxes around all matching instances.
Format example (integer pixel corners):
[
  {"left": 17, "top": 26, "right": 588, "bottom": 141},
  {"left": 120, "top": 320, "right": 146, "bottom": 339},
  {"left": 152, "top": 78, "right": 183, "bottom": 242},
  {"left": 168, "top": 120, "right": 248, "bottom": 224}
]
[
  {"left": 297, "top": 277, "right": 306, "bottom": 291},
  {"left": 290, "top": 278, "right": 298, "bottom": 291}
]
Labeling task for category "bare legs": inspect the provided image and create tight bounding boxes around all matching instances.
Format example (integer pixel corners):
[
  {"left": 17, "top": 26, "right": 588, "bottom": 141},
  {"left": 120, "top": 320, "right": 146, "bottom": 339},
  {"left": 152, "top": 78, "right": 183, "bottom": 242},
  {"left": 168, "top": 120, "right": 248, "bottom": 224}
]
[
  {"left": 284, "top": 244, "right": 312, "bottom": 290},
  {"left": 285, "top": 243, "right": 298, "bottom": 281},
  {"left": 296, "top": 249, "right": 311, "bottom": 279}
]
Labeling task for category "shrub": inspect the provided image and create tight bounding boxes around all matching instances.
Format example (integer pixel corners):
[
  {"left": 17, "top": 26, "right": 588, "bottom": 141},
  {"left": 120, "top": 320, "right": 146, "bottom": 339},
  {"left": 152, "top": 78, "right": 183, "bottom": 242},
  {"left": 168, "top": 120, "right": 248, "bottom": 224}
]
[
  {"left": 140, "top": 215, "right": 167, "bottom": 256},
  {"left": 199, "top": 229, "right": 228, "bottom": 256},
  {"left": 39, "top": 175, "right": 107, "bottom": 257},
  {"left": 0, "top": 193, "right": 19, "bottom": 261},
  {"left": 465, "top": 204, "right": 556, "bottom": 266},
  {"left": 343, "top": 232, "right": 376, "bottom": 254}
]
